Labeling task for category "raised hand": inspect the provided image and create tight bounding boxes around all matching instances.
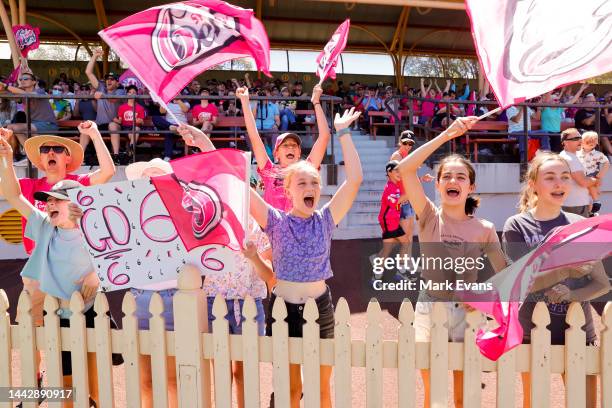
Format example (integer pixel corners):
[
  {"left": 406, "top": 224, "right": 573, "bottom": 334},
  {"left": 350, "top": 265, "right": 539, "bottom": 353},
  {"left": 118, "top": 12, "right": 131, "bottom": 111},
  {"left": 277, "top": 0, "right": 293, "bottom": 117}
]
[
  {"left": 420, "top": 173, "right": 434, "bottom": 182},
  {"left": 236, "top": 86, "right": 250, "bottom": 102},
  {"left": 241, "top": 240, "right": 258, "bottom": 260},
  {"left": 178, "top": 123, "right": 206, "bottom": 147},
  {"left": 311, "top": 84, "right": 323, "bottom": 104},
  {"left": 68, "top": 203, "right": 83, "bottom": 223},
  {"left": 0, "top": 128, "right": 13, "bottom": 140},
  {"left": 78, "top": 120, "right": 100, "bottom": 137},
  {"left": 76, "top": 271, "right": 100, "bottom": 302},
  {"left": 334, "top": 107, "right": 361, "bottom": 131},
  {"left": 445, "top": 116, "right": 478, "bottom": 139},
  {"left": 0, "top": 136, "right": 13, "bottom": 164},
  {"left": 92, "top": 48, "right": 104, "bottom": 59}
]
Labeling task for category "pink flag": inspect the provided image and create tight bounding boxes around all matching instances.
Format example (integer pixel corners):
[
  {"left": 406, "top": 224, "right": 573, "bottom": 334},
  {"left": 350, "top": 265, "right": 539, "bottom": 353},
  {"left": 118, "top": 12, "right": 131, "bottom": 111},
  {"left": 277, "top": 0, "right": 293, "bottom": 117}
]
[
  {"left": 151, "top": 149, "right": 250, "bottom": 251},
  {"left": 99, "top": 0, "right": 271, "bottom": 103},
  {"left": 316, "top": 19, "right": 350, "bottom": 84},
  {"left": 465, "top": 0, "right": 612, "bottom": 108},
  {"left": 466, "top": 214, "right": 612, "bottom": 360},
  {"left": 119, "top": 69, "right": 144, "bottom": 90},
  {"left": 12, "top": 24, "right": 40, "bottom": 58}
]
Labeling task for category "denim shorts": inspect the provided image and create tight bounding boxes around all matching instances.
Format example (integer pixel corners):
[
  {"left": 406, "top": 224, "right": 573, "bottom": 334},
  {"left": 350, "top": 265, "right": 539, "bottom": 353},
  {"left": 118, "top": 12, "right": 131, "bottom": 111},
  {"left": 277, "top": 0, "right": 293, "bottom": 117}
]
[
  {"left": 32, "top": 120, "right": 58, "bottom": 133},
  {"left": 131, "top": 288, "right": 178, "bottom": 331},
  {"left": 400, "top": 202, "right": 414, "bottom": 219},
  {"left": 207, "top": 297, "right": 266, "bottom": 336}
]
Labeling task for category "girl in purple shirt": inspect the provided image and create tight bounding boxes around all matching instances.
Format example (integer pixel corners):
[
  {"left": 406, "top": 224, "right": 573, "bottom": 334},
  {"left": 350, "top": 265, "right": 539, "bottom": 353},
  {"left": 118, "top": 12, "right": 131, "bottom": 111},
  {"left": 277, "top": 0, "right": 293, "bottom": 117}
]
[{"left": 249, "top": 108, "right": 362, "bottom": 408}]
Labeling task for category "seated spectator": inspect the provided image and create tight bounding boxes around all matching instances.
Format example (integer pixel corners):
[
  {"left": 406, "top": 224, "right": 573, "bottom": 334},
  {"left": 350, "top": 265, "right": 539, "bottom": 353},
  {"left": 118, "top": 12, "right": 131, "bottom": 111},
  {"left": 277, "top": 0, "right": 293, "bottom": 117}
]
[
  {"left": 59, "top": 80, "right": 76, "bottom": 111},
  {"left": 222, "top": 90, "right": 241, "bottom": 117},
  {"left": 50, "top": 84, "right": 72, "bottom": 122},
  {"left": 0, "top": 72, "right": 58, "bottom": 166},
  {"left": 506, "top": 103, "right": 549, "bottom": 156},
  {"left": 155, "top": 98, "right": 190, "bottom": 161},
  {"left": 187, "top": 79, "right": 201, "bottom": 96},
  {"left": 292, "top": 81, "right": 310, "bottom": 130},
  {"left": 85, "top": 49, "right": 126, "bottom": 164},
  {"left": 361, "top": 87, "right": 383, "bottom": 131},
  {"left": 0, "top": 98, "right": 16, "bottom": 126},
  {"left": 431, "top": 92, "right": 461, "bottom": 129},
  {"left": 278, "top": 86, "right": 297, "bottom": 131},
  {"left": 191, "top": 89, "right": 218, "bottom": 134},
  {"left": 73, "top": 84, "right": 96, "bottom": 121},
  {"left": 250, "top": 89, "right": 280, "bottom": 149},
  {"left": 113, "top": 85, "right": 146, "bottom": 153}
]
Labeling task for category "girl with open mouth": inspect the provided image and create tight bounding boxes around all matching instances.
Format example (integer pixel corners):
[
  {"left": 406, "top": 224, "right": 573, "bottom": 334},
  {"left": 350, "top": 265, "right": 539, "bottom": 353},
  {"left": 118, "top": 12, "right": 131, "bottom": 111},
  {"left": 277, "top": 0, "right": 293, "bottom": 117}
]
[
  {"left": 397, "top": 116, "right": 508, "bottom": 408},
  {"left": 249, "top": 108, "right": 362, "bottom": 408}
]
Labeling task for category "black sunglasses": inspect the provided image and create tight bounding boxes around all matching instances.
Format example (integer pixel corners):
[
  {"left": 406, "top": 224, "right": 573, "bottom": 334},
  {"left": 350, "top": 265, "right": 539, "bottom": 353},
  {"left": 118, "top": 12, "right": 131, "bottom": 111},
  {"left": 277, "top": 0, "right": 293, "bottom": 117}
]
[
  {"left": 39, "top": 146, "right": 68, "bottom": 154},
  {"left": 19, "top": 76, "right": 33, "bottom": 81},
  {"left": 564, "top": 137, "right": 582, "bottom": 142},
  {"left": 401, "top": 140, "right": 414, "bottom": 146}
]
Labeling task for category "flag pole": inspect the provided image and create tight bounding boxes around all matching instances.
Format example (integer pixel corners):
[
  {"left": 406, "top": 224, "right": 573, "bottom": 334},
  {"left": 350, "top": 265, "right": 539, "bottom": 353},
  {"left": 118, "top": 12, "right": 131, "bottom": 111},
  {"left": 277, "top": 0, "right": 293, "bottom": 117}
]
[
  {"left": 150, "top": 91, "right": 182, "bottom": 125},
  {"left": 476, "top": 106, "right": 501, "bottom": 121}
]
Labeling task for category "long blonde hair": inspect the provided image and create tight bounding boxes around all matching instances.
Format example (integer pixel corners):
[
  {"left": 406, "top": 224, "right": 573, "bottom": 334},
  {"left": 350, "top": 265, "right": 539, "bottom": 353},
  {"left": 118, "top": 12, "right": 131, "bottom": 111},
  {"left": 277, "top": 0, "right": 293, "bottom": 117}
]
[
  {"left": 518, "top": 152, "right": 570, "bottom": 212},
  {"left": 283, "top": 160, "right": 320, "bottom": 191}
]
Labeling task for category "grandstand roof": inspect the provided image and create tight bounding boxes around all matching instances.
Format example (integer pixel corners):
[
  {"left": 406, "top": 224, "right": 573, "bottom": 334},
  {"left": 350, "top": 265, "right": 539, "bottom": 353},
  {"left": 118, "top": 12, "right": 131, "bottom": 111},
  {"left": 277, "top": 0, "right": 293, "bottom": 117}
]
[{"left": 14, "top": 0, "right": 475, "bottom": 58}]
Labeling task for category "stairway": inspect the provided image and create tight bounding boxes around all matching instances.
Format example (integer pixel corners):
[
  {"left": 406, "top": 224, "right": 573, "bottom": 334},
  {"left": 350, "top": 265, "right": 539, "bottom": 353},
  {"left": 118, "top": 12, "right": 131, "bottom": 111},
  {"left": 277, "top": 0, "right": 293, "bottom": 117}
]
[{"left": 329, "top": 132, "right": 395, "bottom": 239}]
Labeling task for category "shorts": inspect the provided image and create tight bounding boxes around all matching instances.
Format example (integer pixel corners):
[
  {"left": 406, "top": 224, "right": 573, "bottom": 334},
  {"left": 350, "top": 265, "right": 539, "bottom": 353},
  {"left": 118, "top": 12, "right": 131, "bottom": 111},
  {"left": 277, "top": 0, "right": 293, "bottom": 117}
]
[
  {"left": 32, "top": 120, "right": 58, "bottom": 133},
  {"left": 400, "top": 202, "right": 414, "bottom": 219},
  {"left": 266, "top": 286, "right": 335, "bottom": 339},
  {"left": 382, "top": 226, "right": 405, "bottom": 240},
  {"left": 414, "top": 291, "right": 484, "bottom": 343},
  {"left": 206, "top": 297, "right": 266, "bottom": 336},
  {"left": 59, "top": 306, "right": 123, "bottom": 376},
  {"left": 131, "top": 288, "right": 177, "bottom": 331},
  {"left": 121, "top": 125, "right": 137, "bottom": 131}
]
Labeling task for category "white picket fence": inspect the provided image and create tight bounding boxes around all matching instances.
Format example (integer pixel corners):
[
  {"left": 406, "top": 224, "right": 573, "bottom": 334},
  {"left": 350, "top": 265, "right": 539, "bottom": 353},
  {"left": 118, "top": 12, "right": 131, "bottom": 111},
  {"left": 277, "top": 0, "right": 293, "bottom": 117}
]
[{"left": 1, "top": 266, "right": 611, "bottom": 407}]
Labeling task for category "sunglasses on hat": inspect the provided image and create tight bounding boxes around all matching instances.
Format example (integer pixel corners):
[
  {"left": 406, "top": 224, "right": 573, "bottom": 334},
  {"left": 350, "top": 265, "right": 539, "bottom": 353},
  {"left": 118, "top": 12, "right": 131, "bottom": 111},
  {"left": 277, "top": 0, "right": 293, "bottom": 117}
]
[{"left": 40, "top": 146, "right": 68, "bottom": 154}]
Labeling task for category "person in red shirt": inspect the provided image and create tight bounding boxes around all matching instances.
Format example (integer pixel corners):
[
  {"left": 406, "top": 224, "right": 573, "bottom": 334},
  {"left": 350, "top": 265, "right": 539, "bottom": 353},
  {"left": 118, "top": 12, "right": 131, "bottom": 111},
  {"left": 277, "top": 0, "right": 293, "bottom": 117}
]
[
  {"left": 113, "top": 85, "right": 146, "bottom": 151},
  {"left": 191, "top": 88, "right": 219, "bottom": 134},
  {"left": 0, "top": 121, "right": 115, "bottom": 255}
]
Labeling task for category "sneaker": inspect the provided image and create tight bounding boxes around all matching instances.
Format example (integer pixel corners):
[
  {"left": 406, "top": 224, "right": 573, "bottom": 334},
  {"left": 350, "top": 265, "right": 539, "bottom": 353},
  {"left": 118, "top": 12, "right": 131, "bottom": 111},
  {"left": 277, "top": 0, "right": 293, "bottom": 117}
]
[
  {"left": 369, "top": 253, "right": 378, "bottom": 267},
  {"left": 112, "top": 154, "right": 120, "bottom": 165},
  {"left": 229, "top": 141, "right": 237, "bottom": 148},
  {"left": 137, "top": 141, "right": 152, "bottom": 148},
  {"left": 13, "top": 157, "right": 29, "bottom": 166},
  {"left": 163, "top": 156, "right": 171, "bottom": 162},
  {"left": 591, "top": 201, "right": 602, "bottom": 213}
]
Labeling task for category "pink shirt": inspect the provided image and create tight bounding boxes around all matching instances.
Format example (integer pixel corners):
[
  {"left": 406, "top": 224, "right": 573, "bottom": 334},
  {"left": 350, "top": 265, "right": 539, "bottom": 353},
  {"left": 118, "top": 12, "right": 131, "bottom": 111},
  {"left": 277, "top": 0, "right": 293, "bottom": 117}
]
[
  {"left": 192, "top": 103, "right": 219, "bottom": 123},
  {"left": 257, "top": 159, "right": 291, "bottom": 211},
  {"left": 19, "top": 173, "right": 92, "bottom": 254},
  {"left": 421, "top": 92, "right": 441, "bottom": 118},
  {"left": 117, "top": 103, "right": 146, "bottom": 127}
]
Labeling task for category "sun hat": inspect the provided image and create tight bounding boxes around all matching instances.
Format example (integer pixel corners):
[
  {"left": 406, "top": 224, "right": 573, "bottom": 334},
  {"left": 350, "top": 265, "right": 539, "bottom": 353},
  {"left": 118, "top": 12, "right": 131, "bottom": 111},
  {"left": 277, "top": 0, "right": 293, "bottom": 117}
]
[
  {"left": 24, "top": 135, "right": 84, "bottom": 173},
  {"left": 125, "top": 158, "right": 173, "bottom": 180}
]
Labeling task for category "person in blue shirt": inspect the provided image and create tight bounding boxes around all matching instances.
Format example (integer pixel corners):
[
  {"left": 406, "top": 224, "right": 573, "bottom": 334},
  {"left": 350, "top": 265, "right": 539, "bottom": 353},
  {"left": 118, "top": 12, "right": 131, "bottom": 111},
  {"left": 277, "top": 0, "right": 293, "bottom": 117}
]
[{"left": 250, "top": 88, "right": 280, "bottom": 151}]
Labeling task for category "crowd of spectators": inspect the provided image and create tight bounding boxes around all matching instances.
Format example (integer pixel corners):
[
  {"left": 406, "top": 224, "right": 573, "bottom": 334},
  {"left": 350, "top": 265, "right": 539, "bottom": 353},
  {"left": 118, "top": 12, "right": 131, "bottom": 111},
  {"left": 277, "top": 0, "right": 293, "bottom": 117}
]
[{"left": 0, "top": 49, "right": 610, "bottom": 166}]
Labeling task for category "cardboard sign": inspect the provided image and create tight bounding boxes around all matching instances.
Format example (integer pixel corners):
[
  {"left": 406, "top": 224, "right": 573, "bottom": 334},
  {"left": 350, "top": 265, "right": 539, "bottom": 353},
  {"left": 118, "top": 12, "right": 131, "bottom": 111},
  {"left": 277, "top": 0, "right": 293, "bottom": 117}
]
[{"left": 69, "top": 179, "right": 235, "bottom": 291}]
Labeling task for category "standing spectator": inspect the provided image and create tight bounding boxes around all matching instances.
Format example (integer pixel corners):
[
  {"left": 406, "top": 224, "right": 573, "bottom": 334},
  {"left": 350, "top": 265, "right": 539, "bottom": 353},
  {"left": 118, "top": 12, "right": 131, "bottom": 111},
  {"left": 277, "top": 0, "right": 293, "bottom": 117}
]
[
  {"left": 0, "top": 72, "right": 58, "bottom": 165},
  {"left": 559, "top": 128, "right": 599, "bottom": 217},
  {"left": 419, "top": 78, "right": 448, "bottom": 125},
  {"left": 50, "top": 84, "right": 72, "bottom": 122},
  {"left": 278, "top": 86, "right": 297, "bottom": 131},
  {"left": 187, "top": 79, "right": 201, "bottom": 96},
  {"left": 85, "top": 49, "right": 127, "bottom": 164},
  {"left": 577, "top": 131, "right": 609, "bottom": 216},
  {"left": 574, "top": 93, "right": 599, "bottom": 131},
  {"left": 73, "top": 84, "right": 96, "bottom": 121},
  {"left": 506, "top": 103, "right": 546, "bottom": 156},
  {"left": 156, "top": 98, "right": 190, "bottom": 161},
  {"left": 191, "top": 89, "right": 218, "bottom": 134},
  {"left": 113, "top": 85, "right": 146, "bottom": 153},
  {"left": 292, "top": 81, "right": 309, "bottom": 129},
  {"left": 541, "top": 83, "right": 588, "bottom": 151}
]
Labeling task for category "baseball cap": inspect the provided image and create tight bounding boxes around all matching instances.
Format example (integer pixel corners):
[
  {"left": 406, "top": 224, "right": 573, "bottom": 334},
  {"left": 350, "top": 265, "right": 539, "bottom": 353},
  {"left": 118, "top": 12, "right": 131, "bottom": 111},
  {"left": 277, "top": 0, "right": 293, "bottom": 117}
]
[
  {"left": 105, "top": 72, "right": 119, "bottom": 80},
  {"left": 33, "top": 179, "right": 82, "bottom": 202},
  {"left": 399, "top": 130, "right": 415, "bottom": 145},
  {"left": 385, "top": 160, "right": 399, "bottom": 173},
  {"left": 274, "top": 133, "right": 302, "bottom": 153}
]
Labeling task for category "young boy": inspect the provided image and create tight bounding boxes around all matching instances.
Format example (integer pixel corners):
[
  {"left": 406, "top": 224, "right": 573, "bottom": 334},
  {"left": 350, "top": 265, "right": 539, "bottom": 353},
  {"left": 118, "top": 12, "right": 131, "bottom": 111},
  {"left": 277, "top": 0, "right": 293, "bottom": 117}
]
[
  {"left": 0, "top": 136, "right": 103, "bottom": 406},
  {"left": 114, "top": 85, "right": 146, "bottom": 152},
  {"left": 577, "top": 131, "right": 610, "bottom": 216}
]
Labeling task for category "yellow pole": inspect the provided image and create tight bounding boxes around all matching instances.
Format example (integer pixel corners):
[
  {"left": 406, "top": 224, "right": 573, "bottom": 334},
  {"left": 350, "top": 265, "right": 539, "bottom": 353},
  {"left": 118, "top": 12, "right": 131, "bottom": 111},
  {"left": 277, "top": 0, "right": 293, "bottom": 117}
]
[
  {"left": 0, "top": 1, "right": 21, "bottom": 68},
  {"left": 8, "top": 0, "right": 17, "bottom": 26},
  {"left": 18, "top": 0, "right": 26, "bottom": 25}
]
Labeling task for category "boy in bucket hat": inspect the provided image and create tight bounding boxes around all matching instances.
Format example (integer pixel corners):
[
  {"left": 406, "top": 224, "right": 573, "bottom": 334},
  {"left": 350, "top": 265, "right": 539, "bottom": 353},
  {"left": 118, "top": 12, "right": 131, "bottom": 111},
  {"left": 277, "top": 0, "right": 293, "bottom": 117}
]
[{"left": 0, "top": 121, "right": 115, "bottom": 254}]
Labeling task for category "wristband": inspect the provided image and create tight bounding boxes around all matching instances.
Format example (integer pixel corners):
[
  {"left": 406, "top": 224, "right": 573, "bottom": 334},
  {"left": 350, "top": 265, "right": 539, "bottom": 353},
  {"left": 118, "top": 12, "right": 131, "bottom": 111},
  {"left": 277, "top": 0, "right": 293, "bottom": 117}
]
[{"left": 337, "top": 127, "right": 351, "bottom": 137}]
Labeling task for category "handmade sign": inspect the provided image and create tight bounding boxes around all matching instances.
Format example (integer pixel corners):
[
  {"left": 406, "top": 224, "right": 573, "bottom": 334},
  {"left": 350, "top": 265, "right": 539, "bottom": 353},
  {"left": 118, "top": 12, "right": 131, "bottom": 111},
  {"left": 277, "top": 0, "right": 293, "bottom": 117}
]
[
  {"left": 12, "top": 24, "right": 40, "bottom": 57},
  {"left": 68, "top": 178, "right": 236, "bottom": 291}
]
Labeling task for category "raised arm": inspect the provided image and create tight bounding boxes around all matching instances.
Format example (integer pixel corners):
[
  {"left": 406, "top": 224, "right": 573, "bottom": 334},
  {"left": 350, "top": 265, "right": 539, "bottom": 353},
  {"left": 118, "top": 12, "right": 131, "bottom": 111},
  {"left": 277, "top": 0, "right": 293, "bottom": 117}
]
[
  {"left": 567, "top": 83, "right": 589, "bottom": 105},
  {"left": 85, "top": 49, "right": 102, "bottom": 90},
  {"left": 443, "top": 79, "right": 451, "bottom": 93},
  {"left": 78, "top": 121, "right": 115, "bottom": 185},
  {"left": 244, "top": 73, "right": 252, "bottom": 89},
  {"left": 249, "top": 187, "right": 269, "bottom": 229},
  {"left": 420, "top": 78, "right": 429, "bottom": 97},
  {"left": 397, "top": 116, "right": 477, "bottom": 217},
  {"left": 178, "top": 124, "right": 216, "bottom": 152},
  {"left": 236, "top": 87, "right": 269, "bottom": 170},
  {"left": 0, "top": 137, "right": 34, "bottom": 219},
  {"left": 307, "top": 84, "right": 332, "bottom": 167},
  {"left": 327, "top": 108, "right": 363, "bottom": 224}
]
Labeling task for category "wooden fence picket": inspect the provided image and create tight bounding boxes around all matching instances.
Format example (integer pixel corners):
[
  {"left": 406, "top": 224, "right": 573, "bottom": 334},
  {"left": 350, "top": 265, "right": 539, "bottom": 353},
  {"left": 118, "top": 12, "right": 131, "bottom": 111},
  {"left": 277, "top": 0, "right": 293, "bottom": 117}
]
[
  {"left": 122, "top": 291, "right": 142, "bottom": 408},
  {"left": 530, "top": 302, "right": 551, "bottom": 408},
  {"left": 365, "top": 299, "right": 383, "bottom": 408},
  {"left": 93, "top": 294, "right": 115, "bottom": 408},
  {"left": 397, "top": 299, "right": 415, "bottom": 408},
  {"left": 43, "top": 295, "right": 63, "bottom": 407},
  {"left": 565, "top": 302, "right": 586, "bottom": 408},
  {"left": 16, "top": 290, "right": 37, "bottom": 408},
  {"left": 241, "top": 296, "right": 261, "bottom": 408},
  {"left": 333, "top": 298, "right": 351, "bottom": 408},
  {"left": 212, "top": 295, "right": 232, "bottom": 407},
  {"left": 495, "top": 347, "right": 516, "bottom": 408},
  {"left": 69, "top": 293, "right": 90, "bottom": 408},
  {"left": 302, "top": 298, "right": 321, "bottom": 408},
  {"left": 149, "top": 292, "right": 170, "bottom": 408},
  {"left": 271, "top": 297, "right": 290, "bottom": 407},
  {"left": 0, "top": 291, "right": 11, "bottom": 408},
  {"left": 429, "top": 302, "right": 448, "bottom": 407},
  {"left": 602, "top": 303, "right": 612, "bottom": 408},
  {"left": 463, "top": 310, "right": 482, "bottom": 407}
]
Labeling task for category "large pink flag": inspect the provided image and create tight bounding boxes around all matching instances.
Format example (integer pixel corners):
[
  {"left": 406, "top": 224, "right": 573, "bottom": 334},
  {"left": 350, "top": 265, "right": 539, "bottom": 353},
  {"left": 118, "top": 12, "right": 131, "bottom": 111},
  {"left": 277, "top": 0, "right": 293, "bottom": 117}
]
[
  {"left": 465, "top": 0, "right": 612, "bottom": 108},
  {"left": 99, "top": 0, "right": 271, "bottom": 103},
  {"left": 151, "top": 149, "right": 250, "bottom": 251},
  {"left": 316, "top": 19, "right": 350, "bottom": 84}
]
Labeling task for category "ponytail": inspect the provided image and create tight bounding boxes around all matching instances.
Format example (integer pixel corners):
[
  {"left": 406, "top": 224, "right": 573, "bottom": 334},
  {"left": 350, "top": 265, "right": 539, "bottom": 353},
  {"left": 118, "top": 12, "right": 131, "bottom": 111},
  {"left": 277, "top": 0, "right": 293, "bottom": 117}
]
[{"left": 465, "top": 195, "right": 480, "bottom": 216}]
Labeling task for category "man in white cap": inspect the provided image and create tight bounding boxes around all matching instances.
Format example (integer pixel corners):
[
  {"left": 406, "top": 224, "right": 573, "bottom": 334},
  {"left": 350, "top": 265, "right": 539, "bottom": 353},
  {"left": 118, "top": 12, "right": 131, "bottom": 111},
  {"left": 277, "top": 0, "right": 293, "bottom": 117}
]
[{"left": 0, "top": 121, "right": 115, "bottom": 254}]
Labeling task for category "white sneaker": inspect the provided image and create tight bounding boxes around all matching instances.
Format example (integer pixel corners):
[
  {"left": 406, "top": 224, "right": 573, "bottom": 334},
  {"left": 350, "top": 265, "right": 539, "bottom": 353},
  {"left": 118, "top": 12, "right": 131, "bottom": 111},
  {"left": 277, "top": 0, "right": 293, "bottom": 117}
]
[
  {"left": 14, "top": 157, "right": 29, "bottom": 167},
  {"left": 163, "top": 156, "right": 171, "bottom": 162},
  {"left": 369, "top": 253, "right": 378, "bottom": 267}
]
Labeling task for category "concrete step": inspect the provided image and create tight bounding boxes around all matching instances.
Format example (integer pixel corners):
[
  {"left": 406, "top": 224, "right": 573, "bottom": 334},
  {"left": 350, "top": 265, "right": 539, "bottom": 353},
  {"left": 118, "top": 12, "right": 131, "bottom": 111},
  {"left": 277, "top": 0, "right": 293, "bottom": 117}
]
[
  {"left": 353, "top": 201, "right": 381, "bottom": 211},
  {"left": 347, "top": 211, "right": 379, "bottom": 225},
  {"left": 333, "top": 225, "right": 380, "bottom": 240},
  {"left": 357, "top": 190, "right": 383, "bottom": 200},
  {"left": 361, "top": 179, "right": 388, "bottom": 189}
]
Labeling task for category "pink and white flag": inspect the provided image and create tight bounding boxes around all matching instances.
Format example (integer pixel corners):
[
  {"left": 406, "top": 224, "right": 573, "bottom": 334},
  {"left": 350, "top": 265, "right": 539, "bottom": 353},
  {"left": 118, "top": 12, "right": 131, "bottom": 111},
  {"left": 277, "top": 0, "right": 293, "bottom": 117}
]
[
  {"left": 316, "top": 19, "right": 350, "bottom": 84},
  {"left": 119, "top": 69, "right": 145, "bottom": 90},
  {"left": 465, "top": 0, "right": 612, "bottom": 108},
  {"left": 99, "top": 0, "right": 271, "bottom": 104}
]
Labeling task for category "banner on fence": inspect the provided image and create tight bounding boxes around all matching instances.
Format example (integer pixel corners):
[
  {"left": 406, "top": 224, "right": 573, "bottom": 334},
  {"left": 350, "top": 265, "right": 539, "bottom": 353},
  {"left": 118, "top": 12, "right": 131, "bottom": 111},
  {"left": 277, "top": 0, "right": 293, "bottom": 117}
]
[{"left": 68, "top": 179, "right": 236, "bottom": 291}]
